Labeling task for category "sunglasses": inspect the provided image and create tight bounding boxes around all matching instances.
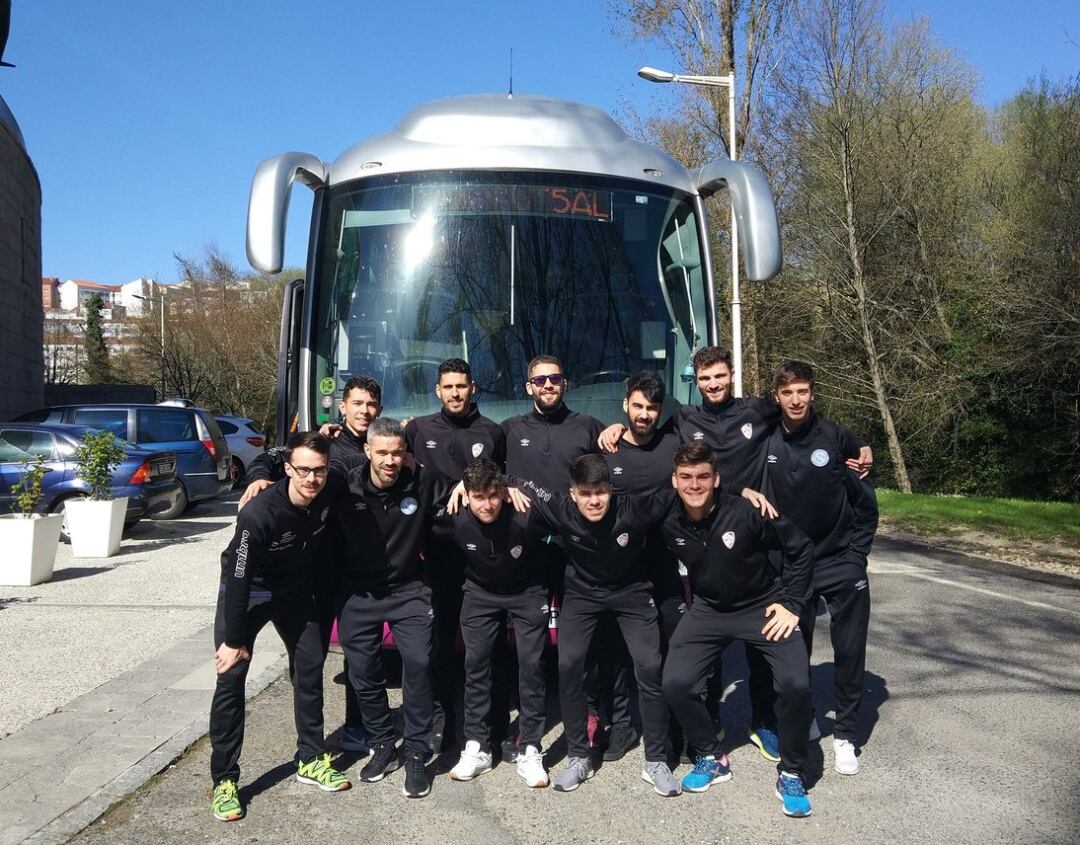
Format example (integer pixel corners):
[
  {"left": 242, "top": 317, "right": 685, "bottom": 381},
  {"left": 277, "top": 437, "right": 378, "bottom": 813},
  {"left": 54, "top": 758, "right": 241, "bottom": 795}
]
[{"left": 528, "top": 373, "right": 565, "bottom": 387}]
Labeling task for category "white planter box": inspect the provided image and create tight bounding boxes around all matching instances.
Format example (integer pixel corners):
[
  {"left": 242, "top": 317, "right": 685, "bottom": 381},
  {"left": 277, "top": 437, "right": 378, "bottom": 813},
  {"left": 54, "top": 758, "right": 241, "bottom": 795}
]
[
  {"left": 65, "top": 497, "right": 128, "bottom": 558},
  {"left": 0, "top": 513, "right": 64, "bottom": 586}
]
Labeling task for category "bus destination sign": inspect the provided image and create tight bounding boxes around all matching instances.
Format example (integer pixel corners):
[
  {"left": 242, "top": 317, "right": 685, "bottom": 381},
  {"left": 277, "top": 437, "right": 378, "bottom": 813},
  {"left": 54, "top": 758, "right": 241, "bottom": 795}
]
[{"left": 414, "top": 184, "right": 612, "bottom": 222}]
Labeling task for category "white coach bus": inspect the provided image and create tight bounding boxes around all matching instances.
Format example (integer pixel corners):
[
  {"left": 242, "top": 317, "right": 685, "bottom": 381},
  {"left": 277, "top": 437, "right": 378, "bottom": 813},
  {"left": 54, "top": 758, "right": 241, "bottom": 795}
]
[{"left": 246, "top": 94, "right": 781, "bottom": 440}]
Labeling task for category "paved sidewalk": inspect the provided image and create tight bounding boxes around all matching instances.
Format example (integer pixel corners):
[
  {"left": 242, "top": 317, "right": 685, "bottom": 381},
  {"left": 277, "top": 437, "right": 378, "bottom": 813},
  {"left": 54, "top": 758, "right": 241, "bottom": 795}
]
[{"left": 0, "top": 495, "right": 286, "bottom": 845}]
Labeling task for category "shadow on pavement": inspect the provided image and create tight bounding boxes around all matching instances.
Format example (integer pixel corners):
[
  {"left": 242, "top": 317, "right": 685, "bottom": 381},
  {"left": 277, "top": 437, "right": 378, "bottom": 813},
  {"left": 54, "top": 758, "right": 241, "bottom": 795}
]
[
  {"left": 238, "top": 760, "right": 295, "bottom": 806},
  {"left": 0, "top": 595, "right": 40, "bottom": 610},
  {"left": 48, "top": 565, "right": 114, "bottom": 582}
]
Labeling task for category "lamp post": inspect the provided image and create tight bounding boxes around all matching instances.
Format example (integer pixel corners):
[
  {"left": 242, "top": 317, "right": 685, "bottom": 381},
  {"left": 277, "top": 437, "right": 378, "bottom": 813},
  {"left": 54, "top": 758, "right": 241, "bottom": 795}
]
[
  {"left": 132, "top": 288, "right": 167, "bottom": 399},
  {"left": 637, "top": 65, "right": 743, "bottom": 397}
]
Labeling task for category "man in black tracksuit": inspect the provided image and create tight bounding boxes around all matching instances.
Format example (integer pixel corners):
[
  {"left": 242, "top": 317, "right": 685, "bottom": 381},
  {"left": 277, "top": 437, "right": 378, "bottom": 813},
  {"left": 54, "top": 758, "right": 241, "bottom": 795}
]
[
  {"left": 405, "top": 358, "right": 506, "bottom": 750},
  {"left": 240, "top": 375, "right": 383, "bottom": 753},
  {"left": 209, "top": 432, "right": 349, "bottom": 822},
  {"left": 439, "top": 459, "right": 551, "bottom": 788},
  {"left": 516, "top": 454, "right": 683, "bottom": 797},
  {"left": 332, "top": 416, "right": 455, "bottom": 799},
  {"left": 762, "top": 361, "right": 878, "bottom": 776},
  {"left": 660, "top": 441, "right": 815, "bottom": 817}
]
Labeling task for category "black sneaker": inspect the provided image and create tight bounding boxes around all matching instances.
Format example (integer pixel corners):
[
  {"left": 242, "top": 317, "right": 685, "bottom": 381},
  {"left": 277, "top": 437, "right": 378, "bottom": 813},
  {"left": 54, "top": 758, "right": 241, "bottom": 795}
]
[
  {"left": 360, "top": 742, "right": 400, "bottom": 782},
  {"left": 402, "top": 751, "right": 430, "bottom": 798},
  {"left": 602, "top": 724, "right": 641, "bottom": 762}
]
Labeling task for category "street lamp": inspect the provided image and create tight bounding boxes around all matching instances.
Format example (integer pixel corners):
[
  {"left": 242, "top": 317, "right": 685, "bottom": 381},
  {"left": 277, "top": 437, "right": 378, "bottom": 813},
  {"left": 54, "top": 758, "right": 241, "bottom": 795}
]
[
  {"left": 132, "top": 288, "right": 167, "bottom": 399},
  {"left": 637, "top": 65, "right": 744, "bottom": 397}
]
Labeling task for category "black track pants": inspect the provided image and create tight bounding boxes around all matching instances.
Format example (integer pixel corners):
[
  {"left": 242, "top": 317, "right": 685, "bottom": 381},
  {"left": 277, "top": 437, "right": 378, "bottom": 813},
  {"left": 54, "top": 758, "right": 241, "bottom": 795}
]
[
  {"left": 663, "top": 601, "right": 812, "bottom": 779},
  {"left": 558, "top": 583, "right": 667, "bottom": 762},
  {"left": 337, "top": 585, "right": 434, "bottom": 755},
  {"left": 209, "top": 586, "right": 325, "bottom": 784},
  {"left": 460, "top": 584, "right": 549, "bottom": 749},
  {"left": 800, "top": 576, "right": 871, "bottom": 741},
  {"left": 313, "top": 565, "right": 362, "bottom": 730}
]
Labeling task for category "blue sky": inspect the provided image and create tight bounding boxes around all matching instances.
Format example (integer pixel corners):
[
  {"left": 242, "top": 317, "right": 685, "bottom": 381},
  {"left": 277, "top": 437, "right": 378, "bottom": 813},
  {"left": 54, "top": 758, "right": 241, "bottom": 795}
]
[{"left": 2, "top": 0, "right": 1076, "bottom": 285}]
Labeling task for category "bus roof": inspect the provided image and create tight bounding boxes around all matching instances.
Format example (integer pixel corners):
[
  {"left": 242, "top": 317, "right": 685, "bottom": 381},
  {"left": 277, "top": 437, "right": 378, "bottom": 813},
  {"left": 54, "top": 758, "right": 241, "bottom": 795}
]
[{"left": 328, "top": 94, "right": 698, "bottom": 193}]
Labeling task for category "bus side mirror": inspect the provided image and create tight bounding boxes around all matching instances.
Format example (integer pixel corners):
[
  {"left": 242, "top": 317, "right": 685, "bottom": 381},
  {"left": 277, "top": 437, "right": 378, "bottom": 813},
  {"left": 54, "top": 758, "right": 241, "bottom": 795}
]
[
  {"left": 246, "top": 152, "right": 327, "bottom": 274},
  {"left": 694, "top": 159, "right": 782, "bottom": 282}
]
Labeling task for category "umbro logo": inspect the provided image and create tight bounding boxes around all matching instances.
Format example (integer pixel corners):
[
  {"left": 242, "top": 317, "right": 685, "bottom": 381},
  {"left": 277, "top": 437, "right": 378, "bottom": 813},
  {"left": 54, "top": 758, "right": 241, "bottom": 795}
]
[
  {"left": 570, "top": 535, "right": 581, "bottom": 543},
  {"left": 354, "top": 502, "right": 368, "bottom": 510},
  {"left": 520, "top": 438, "right": 531, "bottom": 447},
  {"left": 425, "top": 440, "right": 437, "bottom": 449},
  {"left": 674, "top": 537, "right": 686, "bottom": 546},
  {"left": 767, "top": 454, "right": 778, "bottom": 464},
  {"left": 854, "top": 579, "right": 868, "bottom": 591},
  {"left": 692, "top": 431, "right": 705, "bottom": 441},
  {"left": 466, "top": 543, "right": 477, "bottom": 551},
  {"left": 612, "top": 466, "right": 624, "bottom": 475}
]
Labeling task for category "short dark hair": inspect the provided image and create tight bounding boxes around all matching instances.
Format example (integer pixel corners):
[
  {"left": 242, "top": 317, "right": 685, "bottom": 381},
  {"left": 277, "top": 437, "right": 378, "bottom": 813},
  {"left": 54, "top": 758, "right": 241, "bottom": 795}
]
[
  {"left": 462, "top": 458, "right": 505, "bottom": 494},
  {"left": 625, "top": 371, "right": 666, "bottom": 405},
  {"left": 438, "top": 358, "right": 472, "bottom": 380},
  {"left": 692, "top": 346, "right": 733, "bottom": 374},
  {"left": 366, "top": 417, "right": 405, "bottom": 442},
  {"left": 673, "top": 442, "right": 717, "bottom": 472},
  {"left": 569, "top": 454, "right": 611, "bottom": 488},
  {"left": 343, "top": 375, "right": 382, "bottom": 405},
  {"left": 527, "top": 354, "right": 562, "bottom": 378},
  {"left": 773, "top": 360, "right": 815, "bottom": 392},
  {"left": 285, "top": 431, "right": 330, "bottom": 462}
]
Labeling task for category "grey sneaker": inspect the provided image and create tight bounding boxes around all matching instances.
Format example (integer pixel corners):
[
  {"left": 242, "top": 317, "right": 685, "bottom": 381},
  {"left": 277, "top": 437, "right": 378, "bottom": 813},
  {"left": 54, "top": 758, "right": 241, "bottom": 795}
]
[
  {"left": 552, "top": 756, "right": 594, "bottom": 792},
  {"left": 641, "top": 761, "right": 682, "bottom": 797}
]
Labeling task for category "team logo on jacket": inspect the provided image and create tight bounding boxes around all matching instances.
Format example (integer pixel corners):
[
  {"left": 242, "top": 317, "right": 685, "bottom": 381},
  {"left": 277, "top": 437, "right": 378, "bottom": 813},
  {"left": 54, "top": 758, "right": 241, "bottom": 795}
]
[
  {"left": 472, "top": 442, "right": 484, "bottom": 457},
  {"left": 425, "top": 440, "right": 437, "bottom": 449},
  {"left": 616, "top": 532, "right": 630, "bottom": 547},
  {"left": 466, "top": 543, "right": 478, "bottom": 552},
  {"left": 510, "top": 545, "right": 523, "bottom": 559},
  {"left": 811, "top": 449, "right": 830, "bottom": 467},
  {"left": 354, "top": 501, "right": 368, "bottom": 511},
  {"left": 400, "top": 497, "right": 419, "bottom": 515},
  {"left": 520, "top": 438, "right": 531, "bottom": 447},
  {"left": 741, "top": 423, "right": 753, "bottom": 440},
  {"left": 674, "top": 537, "right": 686, "bottom": 546},
  {"left": 692, "top": 431, "right": 705, "bottom": 441},
  {"left": 854, "top": 578, "right": 868, "bottom": 591},
  {"left": 767, "top": 454, "right": 778, "bottom": 464},
  {"left": 722, "top": 530, "right": 735, "bottom": 549},
  {"left": 612, "top": 466, "right": 623, "bottom": 475}
]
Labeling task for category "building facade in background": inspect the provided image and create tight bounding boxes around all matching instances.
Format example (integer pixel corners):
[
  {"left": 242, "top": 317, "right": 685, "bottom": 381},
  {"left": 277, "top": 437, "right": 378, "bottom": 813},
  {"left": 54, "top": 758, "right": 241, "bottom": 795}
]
[{"left": 0, "top": 91, "right": 43, "bottom": 420}]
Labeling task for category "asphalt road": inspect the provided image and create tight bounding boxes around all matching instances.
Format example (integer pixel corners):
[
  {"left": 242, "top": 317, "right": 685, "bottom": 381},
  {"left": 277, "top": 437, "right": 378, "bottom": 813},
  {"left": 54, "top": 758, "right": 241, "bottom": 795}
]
[{"left": 57, "top": 536, "right": 1079, "bottom": 845}]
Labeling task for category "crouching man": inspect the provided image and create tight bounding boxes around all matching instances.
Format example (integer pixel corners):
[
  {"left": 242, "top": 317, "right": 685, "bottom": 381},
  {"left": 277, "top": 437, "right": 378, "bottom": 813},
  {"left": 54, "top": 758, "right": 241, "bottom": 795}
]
[
  {"left": 660, "top": 442, "right": 816, "bottom": 818},
  {"left": 209, "top": 432, "right": 349, "bottom": 822}
]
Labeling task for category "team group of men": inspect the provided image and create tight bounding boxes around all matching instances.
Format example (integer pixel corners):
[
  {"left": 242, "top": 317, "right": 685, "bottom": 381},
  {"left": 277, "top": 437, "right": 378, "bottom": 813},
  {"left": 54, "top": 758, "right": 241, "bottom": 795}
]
[{"left": 207, "top": 347, "right": 878, "bottom": 822}]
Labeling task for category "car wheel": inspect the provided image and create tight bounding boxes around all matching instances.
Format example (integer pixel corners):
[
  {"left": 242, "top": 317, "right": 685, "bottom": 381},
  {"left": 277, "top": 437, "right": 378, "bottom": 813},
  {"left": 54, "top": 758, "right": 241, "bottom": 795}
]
[
  {"left": 152, "top": 483, "right": 188, "bottom": 520},
  {"left": 231, "top": 456, "right": 245, "bottom": 488},
  {"left": 50, "top": 494, "right": 88, "bottom": 543}
]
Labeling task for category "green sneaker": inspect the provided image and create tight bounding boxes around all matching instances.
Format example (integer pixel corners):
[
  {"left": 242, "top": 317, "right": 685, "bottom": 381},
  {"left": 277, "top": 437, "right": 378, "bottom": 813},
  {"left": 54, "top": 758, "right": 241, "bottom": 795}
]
[
  {"left": 212, "top": 779, "right": 244, "bottom": 822},
  {"left": 296, "top": 752, "right": 352, "bottom": 791}
]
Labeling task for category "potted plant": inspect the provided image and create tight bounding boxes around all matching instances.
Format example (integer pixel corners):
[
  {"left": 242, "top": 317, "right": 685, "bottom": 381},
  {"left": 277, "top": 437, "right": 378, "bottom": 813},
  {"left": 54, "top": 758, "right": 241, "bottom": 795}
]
[
  {"left": 0, "top": 456, "right": 64, "bottom": 585},
  {"left": 65, "top": 429, "right": 129, "bottom": 558}
]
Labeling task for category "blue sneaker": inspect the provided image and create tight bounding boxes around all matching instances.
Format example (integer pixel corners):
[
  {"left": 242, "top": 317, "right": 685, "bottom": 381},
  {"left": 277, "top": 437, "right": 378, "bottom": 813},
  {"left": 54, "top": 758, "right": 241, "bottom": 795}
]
[
  {"left": 681, "top": 754, "right": 733, "bottom": 792},
  {"left": 749, "top": 726, "right": 781, "bottom": 762},
  {"left": 775, "top": 772, "right": 812, "bottom": 817}
]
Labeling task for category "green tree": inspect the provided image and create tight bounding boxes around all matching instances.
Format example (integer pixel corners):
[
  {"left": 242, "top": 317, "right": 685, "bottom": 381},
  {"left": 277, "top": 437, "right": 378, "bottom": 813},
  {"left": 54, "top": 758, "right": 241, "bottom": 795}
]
[{"left": 83, "top": 293, "right": 112, "bottom": 383}]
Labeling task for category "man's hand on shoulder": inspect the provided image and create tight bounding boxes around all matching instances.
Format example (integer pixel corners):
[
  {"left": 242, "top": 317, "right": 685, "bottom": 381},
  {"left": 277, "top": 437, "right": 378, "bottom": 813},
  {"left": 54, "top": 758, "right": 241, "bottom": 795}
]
[
  {"left": 741, "top": 488, "right": 779, "bottom": 519},
  {"left": 598, "top": 423, "right": 626, "bottom": 453},
  {"left": 238, "top": 479, "right": 272, "bottom": 510}
]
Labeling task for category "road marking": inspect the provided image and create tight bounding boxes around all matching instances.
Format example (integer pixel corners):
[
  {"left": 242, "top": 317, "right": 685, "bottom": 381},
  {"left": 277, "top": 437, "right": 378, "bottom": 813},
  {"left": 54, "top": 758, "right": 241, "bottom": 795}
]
[{"left": 871, "top": 562, "right": 1080, "bottom": 616}]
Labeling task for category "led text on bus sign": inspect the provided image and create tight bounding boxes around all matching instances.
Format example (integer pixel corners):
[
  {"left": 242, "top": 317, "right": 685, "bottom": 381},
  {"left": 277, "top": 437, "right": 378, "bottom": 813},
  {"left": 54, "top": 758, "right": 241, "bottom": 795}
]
[{"left": 414, "top": 184, "right": 612, "bottom": 222}]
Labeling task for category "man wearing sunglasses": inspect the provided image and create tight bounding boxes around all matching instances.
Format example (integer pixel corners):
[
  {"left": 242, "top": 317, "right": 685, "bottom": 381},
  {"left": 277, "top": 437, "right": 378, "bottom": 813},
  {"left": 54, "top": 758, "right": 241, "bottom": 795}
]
[{"left": 209, "top": 432, "right": 349, "bottom": 822}]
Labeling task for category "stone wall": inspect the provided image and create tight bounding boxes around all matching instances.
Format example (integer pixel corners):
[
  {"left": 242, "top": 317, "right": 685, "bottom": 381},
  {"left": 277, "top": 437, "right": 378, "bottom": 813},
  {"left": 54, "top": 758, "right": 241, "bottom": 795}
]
[{"left": 0, "top": 93, "right": 43, "bottom": 420}]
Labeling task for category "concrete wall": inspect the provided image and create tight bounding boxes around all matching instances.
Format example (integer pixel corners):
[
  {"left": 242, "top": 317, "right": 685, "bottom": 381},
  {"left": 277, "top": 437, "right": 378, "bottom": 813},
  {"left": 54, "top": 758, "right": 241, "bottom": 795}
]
[{"left": 0, "top": 93, "right": 43, "bottom": 420}]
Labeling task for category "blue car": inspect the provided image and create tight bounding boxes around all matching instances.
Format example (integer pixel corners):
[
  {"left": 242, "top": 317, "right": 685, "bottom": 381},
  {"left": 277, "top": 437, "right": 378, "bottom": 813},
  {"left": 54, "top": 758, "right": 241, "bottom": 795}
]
[
  {"left": 0, "top": 422, "right": 183, "bottom": 539},
  {"left": 12, "top": 403, "right": 232, "bottom": 519}
]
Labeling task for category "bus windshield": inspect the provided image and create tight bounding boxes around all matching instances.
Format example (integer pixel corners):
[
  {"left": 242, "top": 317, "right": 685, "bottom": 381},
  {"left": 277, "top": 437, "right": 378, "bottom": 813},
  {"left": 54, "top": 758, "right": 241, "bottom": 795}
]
[{"left": 311, "top": 170, "right": 711, "bottom": 424}]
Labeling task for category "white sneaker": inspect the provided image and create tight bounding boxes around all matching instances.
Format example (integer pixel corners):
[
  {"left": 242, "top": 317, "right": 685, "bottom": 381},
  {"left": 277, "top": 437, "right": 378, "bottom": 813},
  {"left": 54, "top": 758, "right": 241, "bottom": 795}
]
[
  {"left": 833, "top": 738, "right": 859, "bottom": 775},
  {"left": 516, "top": 744, "right": 549, "bottom": 788},
  {"left": 449, "top": 740, "right": 493, "bottom": 781}
]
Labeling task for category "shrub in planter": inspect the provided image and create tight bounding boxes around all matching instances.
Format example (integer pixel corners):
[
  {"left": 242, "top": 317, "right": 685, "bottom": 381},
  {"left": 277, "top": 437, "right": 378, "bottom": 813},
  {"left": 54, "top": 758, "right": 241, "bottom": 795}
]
[
  {"left": 0, "top": 456, "right": 64, "bottom": 586},
  {"left": 66, "top": 429, "right": 129, "bottom": 558}
]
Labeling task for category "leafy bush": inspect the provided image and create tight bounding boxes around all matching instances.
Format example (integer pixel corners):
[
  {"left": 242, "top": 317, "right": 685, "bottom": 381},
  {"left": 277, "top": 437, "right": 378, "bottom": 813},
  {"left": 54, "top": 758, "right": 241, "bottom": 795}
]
[
  {"left": 75, "top": 429, "right": 126, "bottom": 500},
  {"left": 10, "top": 456, "right": 47, "bottom": 516}
]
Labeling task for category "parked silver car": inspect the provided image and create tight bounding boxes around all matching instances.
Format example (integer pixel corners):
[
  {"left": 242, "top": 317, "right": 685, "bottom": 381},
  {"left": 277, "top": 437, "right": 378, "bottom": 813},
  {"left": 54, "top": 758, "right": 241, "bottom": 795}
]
[{"left": 214, "top": 416, "right": 266, "bottom": 484}]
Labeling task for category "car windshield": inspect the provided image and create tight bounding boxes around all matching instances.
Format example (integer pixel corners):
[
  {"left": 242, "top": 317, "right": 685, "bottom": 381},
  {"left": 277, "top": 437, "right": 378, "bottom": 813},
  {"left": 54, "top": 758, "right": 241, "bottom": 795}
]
[{"left": 310, "top": 170, "right": 711, "bottom": 423}]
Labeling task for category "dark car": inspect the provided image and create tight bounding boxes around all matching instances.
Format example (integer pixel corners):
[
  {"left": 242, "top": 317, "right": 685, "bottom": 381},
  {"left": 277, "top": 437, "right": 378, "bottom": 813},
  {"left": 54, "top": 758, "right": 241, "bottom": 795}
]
[
  {"left": 0, "top": 423, "right": 183, "bottom": 539},
  {"left": 12, "top": 404, "right": 231, "bottom": 519}
]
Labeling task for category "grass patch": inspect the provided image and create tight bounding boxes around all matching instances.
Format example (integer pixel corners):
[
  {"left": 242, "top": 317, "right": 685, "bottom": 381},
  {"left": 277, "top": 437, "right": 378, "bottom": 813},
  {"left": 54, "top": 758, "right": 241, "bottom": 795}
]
[{"left": 876, "top": 490, "right": 1080, "bottom": 547}]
